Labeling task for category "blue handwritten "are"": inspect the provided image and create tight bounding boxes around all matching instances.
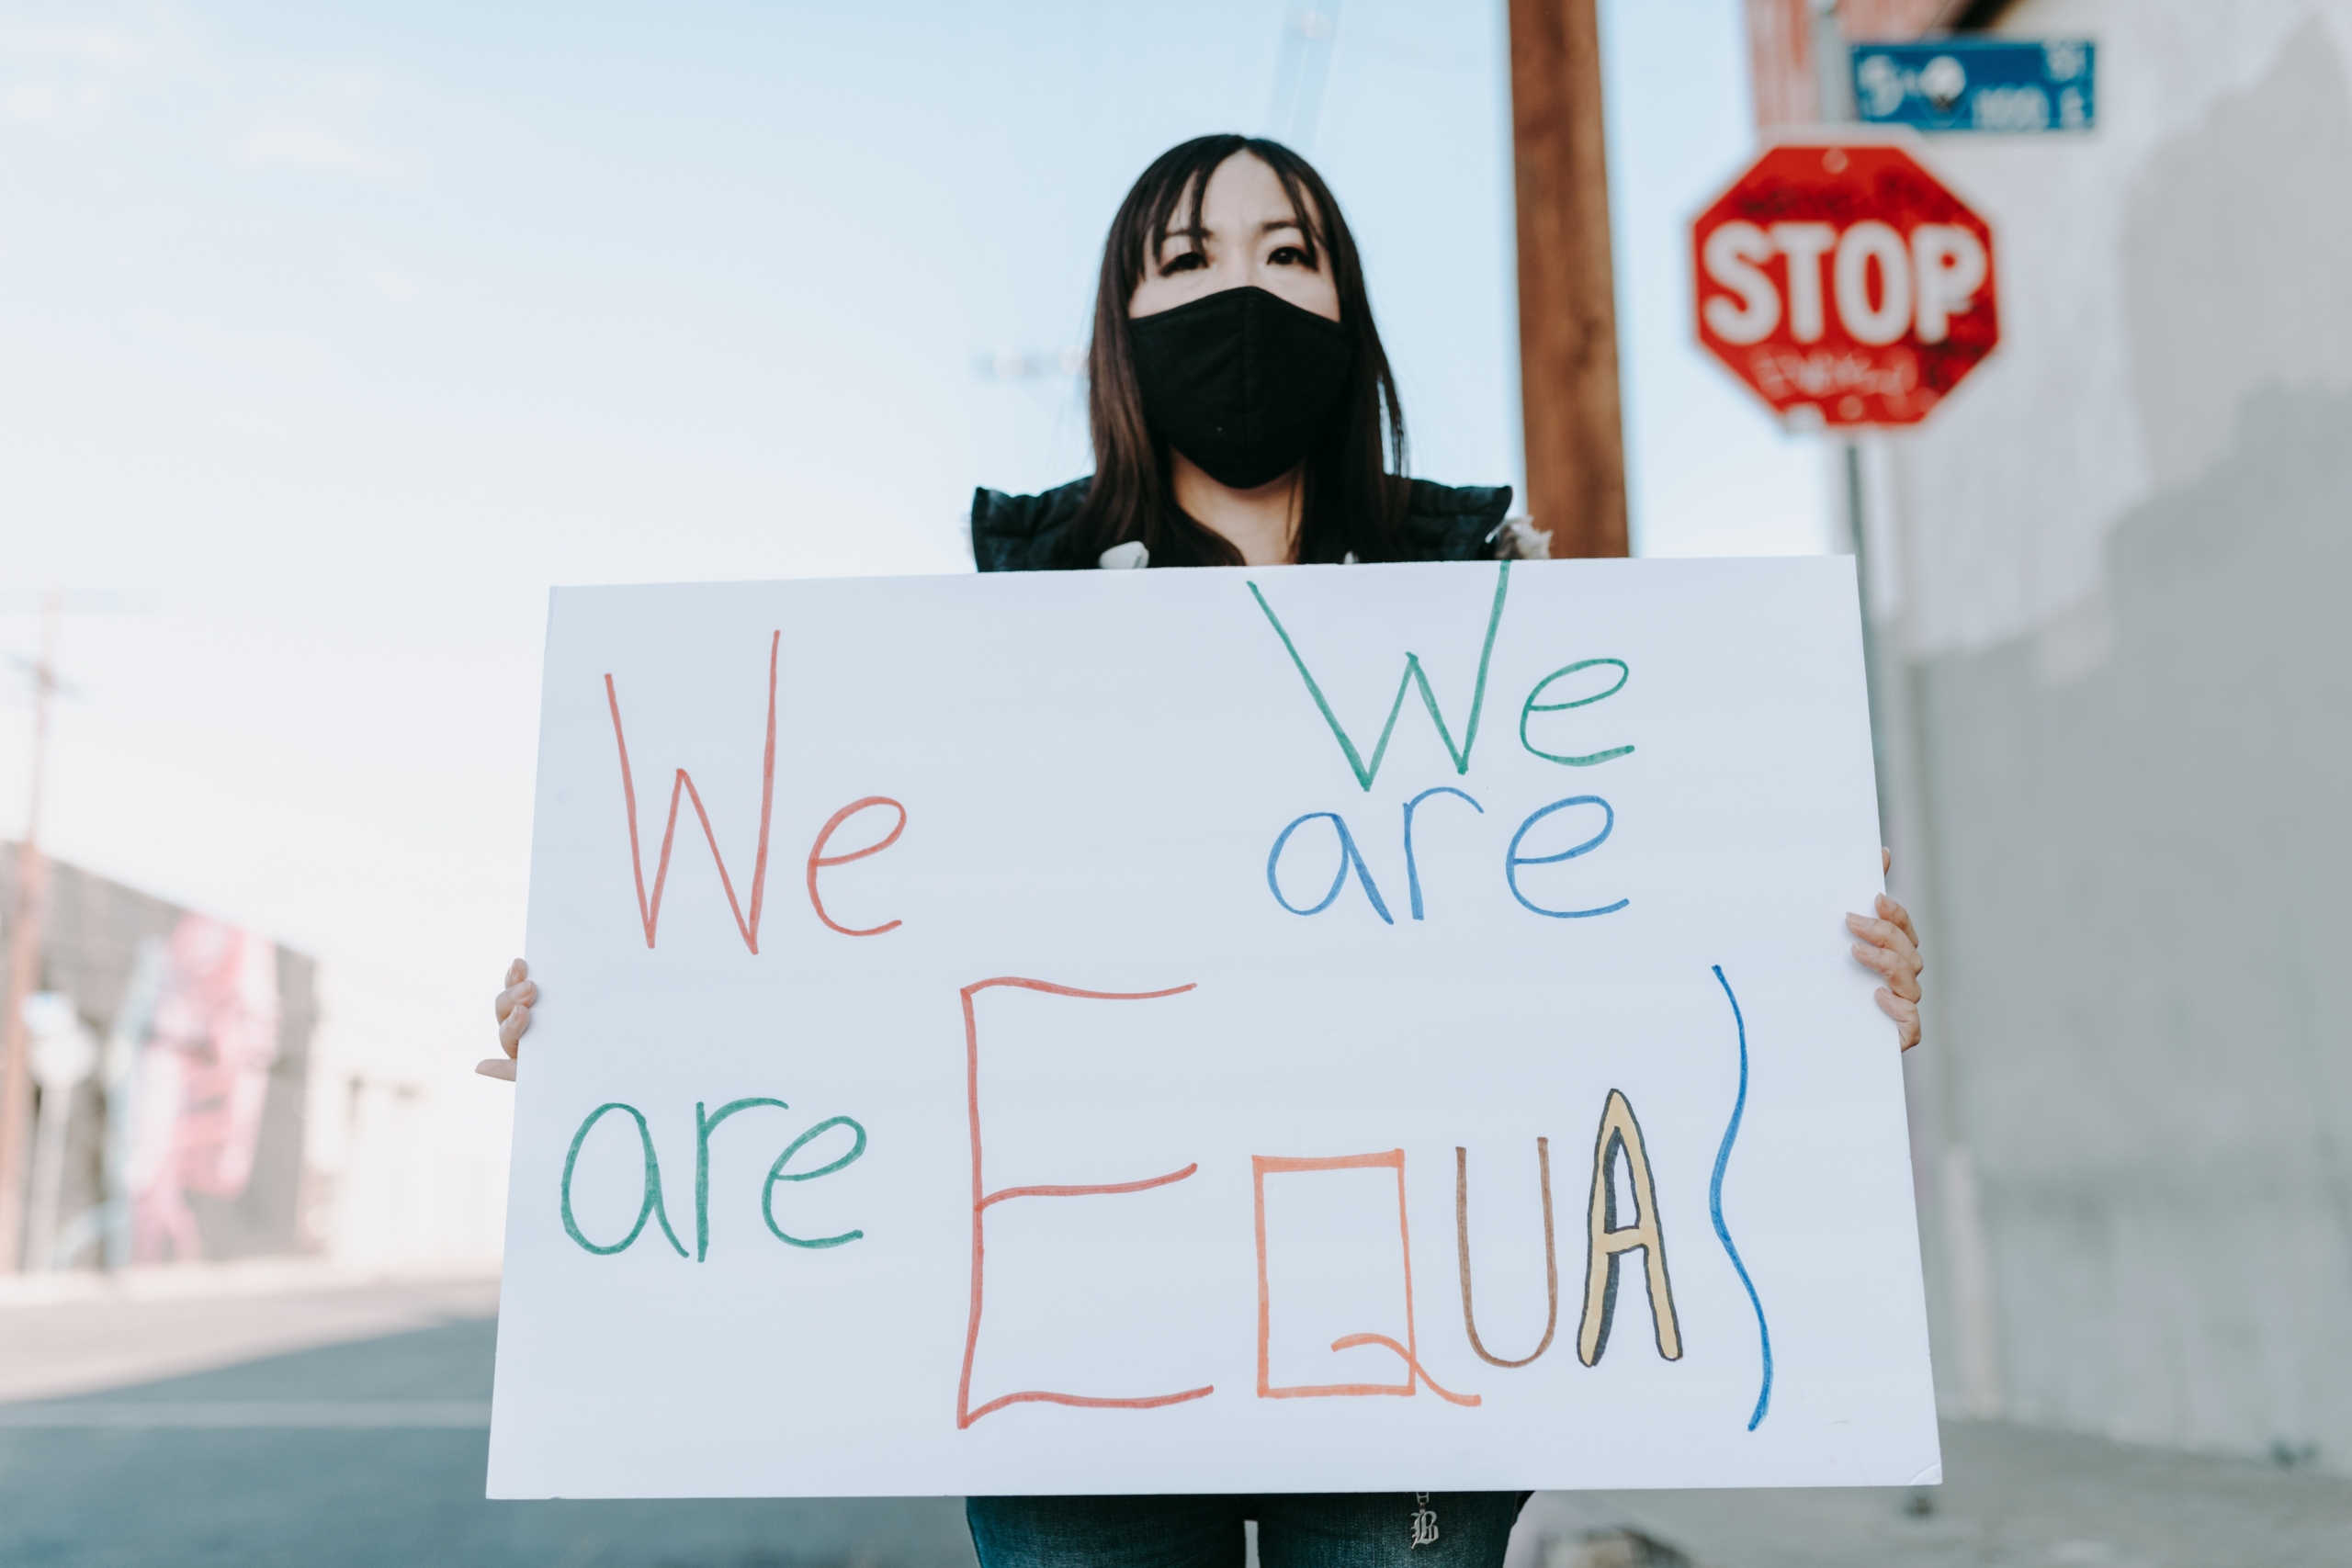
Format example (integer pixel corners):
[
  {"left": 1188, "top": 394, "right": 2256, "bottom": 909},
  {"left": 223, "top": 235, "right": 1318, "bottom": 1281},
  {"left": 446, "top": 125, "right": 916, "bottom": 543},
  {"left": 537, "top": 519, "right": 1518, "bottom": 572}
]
[{"left": 1268, "top": 792, "right": 1628, "bottom": 924}]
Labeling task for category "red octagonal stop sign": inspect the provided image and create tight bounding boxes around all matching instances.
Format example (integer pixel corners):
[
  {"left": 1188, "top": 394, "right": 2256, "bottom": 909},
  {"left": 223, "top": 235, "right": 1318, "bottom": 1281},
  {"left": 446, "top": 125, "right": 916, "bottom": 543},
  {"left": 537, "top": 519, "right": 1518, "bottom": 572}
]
[{"left": 1691, "top": 139, "right": 1997, "bottom": 427}]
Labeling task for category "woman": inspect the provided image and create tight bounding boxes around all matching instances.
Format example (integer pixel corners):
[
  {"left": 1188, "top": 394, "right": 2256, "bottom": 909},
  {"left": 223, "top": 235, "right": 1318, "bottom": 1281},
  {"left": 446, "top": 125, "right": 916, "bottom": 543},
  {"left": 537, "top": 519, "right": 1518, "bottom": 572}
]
[{"left": 486, "top": 134, "right": 1926, "bottom": 1568}]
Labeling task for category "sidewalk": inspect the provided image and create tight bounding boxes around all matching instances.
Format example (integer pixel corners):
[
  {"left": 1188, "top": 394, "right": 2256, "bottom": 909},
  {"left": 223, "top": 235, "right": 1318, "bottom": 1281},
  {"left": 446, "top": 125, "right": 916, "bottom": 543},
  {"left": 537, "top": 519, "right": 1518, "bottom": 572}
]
[
  {"left": 6, "top": 1271, "right": 2346, "bottom": 1567},
  {"left": 0, "top": 1260, "right": 500, "bottom": 1404},
  {"left": 1518, "top": 1420, "right": 2352, "bottom": 1568},
  {"left": 0, "top": 1307, "right": 974, "bottom": 1568}
]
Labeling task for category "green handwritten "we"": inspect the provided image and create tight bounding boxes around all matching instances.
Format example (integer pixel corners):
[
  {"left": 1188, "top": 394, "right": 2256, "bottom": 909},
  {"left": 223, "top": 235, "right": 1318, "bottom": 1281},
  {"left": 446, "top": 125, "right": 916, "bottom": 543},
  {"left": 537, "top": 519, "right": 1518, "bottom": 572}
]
[{"left": 1248, "top": 562, "right": 1510, "bottom": 792}]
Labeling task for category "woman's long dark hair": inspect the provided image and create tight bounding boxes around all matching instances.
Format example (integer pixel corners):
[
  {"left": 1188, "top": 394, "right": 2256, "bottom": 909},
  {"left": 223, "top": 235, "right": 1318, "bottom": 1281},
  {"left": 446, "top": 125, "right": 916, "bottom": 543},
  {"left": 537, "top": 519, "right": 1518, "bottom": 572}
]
[{"left": 1072, "top": 134, "right": 1409, "bottom": 568}]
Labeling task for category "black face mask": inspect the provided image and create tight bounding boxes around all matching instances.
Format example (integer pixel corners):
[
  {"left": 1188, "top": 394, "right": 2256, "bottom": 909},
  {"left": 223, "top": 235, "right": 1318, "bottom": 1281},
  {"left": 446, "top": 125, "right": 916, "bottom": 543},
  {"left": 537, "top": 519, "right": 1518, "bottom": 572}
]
[{"left": 1126, "top": 286, "right": 1351, "bottom": 491}]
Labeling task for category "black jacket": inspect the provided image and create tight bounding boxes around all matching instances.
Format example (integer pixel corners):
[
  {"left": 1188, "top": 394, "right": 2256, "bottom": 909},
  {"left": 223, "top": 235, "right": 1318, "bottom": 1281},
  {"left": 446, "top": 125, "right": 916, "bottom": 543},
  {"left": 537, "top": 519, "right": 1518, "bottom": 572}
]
[{"left": 969, "top": 476, "right": 1519, "bottom": 572}]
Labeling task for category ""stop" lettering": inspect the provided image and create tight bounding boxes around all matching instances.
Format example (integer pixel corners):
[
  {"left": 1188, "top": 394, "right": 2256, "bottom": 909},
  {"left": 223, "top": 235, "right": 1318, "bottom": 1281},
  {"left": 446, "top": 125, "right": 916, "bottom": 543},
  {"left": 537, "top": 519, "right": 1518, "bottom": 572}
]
[{"left": 1701, "top": 219, "right": 1987, "bottom": 348}]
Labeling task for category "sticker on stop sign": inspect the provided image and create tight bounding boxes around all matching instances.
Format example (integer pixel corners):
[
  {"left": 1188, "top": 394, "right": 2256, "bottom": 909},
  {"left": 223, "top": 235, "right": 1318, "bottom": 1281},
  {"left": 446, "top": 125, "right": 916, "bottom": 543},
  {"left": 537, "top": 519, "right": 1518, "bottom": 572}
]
[{"left": 1691, "top": 139, "right": 1997, "bottom": 427}]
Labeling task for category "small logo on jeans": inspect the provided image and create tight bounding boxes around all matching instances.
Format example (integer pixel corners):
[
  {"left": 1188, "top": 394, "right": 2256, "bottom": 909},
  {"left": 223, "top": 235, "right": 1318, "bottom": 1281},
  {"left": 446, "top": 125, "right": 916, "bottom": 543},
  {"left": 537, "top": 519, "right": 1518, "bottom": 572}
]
[{"left": 1410, "top": 1493, "right": 1441, "bottom": 1549}]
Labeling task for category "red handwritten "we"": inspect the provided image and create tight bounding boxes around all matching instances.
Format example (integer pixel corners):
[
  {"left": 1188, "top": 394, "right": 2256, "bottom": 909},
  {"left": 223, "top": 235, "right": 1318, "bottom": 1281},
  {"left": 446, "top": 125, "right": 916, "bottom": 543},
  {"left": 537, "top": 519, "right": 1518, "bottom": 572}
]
[{"left": 605, "top": 631, "right": 904, "bottom": 952}]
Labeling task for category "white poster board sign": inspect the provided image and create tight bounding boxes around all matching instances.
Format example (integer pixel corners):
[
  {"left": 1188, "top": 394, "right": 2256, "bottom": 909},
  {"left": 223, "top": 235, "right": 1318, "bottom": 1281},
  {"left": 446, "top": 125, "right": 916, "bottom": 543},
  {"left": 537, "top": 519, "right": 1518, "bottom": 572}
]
[{"left": 488, "top": 558, "right": 1939, "bottom": 1498}]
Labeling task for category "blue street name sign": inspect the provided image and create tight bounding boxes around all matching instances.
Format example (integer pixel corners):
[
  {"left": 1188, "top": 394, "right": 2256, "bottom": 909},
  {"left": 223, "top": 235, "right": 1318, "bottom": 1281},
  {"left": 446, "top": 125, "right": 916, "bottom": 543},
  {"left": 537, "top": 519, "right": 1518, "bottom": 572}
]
[{"left": 1849, "top": 39, "right": 2096, "bottom": 133}]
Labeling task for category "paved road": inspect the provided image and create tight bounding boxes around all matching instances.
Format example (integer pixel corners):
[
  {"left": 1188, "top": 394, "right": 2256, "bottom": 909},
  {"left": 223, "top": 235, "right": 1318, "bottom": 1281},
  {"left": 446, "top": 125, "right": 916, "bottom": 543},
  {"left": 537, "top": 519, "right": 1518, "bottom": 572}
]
[
  {"left": 4, "top": 1294, "right": 2348, "bottom": 1567},
  {"left": 0, "top": 1315, "right": 976, "bottom": 1568}
]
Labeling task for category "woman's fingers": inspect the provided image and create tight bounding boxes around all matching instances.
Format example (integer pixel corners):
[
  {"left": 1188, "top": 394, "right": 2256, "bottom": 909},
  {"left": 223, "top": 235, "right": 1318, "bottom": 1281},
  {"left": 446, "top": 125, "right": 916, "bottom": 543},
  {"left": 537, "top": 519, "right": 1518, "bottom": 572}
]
[
  {"left": 1849, "top": 940, "right": 1923, "bottom": 1002},
  {"left": 1848, "top": 920, "right": 1921, "bottom": 1008},
  {"left": 1850, "top": 937, "right": 1908, "bottom": 987},
  {"left": 1876, "top": 893, "right": 1921, "bottom": 961},
  {"left": 1858, "top": 872, "right": 1924, "bottom": 1051},
  {"left": 1874, "top": 987, "right": 1921, "bottom": 1051},
  {"left": 489, "top": 964, "right": 538, "bottom": 1086},
  {"left": 492, "top": 958, "right": 537, "bottom": 1076},
  {"left": 1846, "top": 911, "right": 1920, "bottom": 975},
  {"left": 494, "top": 980, "right": 537, "bottom": 1026},
  {"left": 1873, "top": 851, "right": 1925, "bottom": 970},
  {"left": 1846, "top": 911, "right": 1921, "bottom": 984}
]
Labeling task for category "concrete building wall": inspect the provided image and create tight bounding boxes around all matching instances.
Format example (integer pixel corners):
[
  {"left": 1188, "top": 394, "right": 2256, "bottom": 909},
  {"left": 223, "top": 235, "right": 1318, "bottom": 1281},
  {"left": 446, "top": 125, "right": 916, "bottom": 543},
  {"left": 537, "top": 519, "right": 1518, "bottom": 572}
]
[
  {"left": 0, "top": 845, "right": 317, "bottom": 1266},
  {"left": 1862, "top": 0, "right": 2352, "bottom": 1468},
  {"left": 1, "top": 849, "right": 506, "bottom": 1273}
]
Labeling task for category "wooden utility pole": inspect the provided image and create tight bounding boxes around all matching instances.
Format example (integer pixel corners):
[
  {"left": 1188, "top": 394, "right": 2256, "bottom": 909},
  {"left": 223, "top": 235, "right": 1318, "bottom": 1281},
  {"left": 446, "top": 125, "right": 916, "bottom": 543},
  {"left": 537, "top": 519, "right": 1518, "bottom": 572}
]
[
  {"left": 1509, "top": 0, "right": 1628, "bottom": 558},
  {"left": 0, "top": 592, "right": 61, "bottom": 1272}
]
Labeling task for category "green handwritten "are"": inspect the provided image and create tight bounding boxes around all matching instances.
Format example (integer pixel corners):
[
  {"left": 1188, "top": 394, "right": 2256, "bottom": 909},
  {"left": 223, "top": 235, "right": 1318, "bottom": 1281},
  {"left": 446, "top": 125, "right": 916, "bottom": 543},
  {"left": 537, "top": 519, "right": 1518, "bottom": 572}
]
[{"left": 559, "top": 1100, "right": 868, "bottom": 1258}]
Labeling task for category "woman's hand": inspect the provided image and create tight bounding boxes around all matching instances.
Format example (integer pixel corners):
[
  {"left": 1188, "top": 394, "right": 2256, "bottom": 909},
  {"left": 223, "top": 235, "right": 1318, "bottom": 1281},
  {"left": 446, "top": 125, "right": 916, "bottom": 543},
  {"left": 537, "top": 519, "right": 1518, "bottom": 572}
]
[
  {"left": 478, "top": 958, "right": 536, "bottom": 1081},
  {"left": 1849, "top": 848, "right": 1923, "bottom": 1051}
]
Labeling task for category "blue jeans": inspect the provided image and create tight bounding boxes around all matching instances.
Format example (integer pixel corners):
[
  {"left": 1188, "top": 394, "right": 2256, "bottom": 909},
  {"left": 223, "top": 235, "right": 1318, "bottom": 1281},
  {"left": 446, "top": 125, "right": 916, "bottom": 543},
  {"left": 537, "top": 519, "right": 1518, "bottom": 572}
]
[{"left": 966, "top": 1492, "right": 1531, "bottom": 1568}]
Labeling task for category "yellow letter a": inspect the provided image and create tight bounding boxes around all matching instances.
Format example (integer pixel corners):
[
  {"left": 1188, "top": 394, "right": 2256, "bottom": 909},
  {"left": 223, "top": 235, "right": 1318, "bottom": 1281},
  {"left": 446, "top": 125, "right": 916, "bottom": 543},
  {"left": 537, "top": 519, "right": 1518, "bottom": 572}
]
[{"left": 1577, "top": 1089, "right": 1682, "bottom": 1365}]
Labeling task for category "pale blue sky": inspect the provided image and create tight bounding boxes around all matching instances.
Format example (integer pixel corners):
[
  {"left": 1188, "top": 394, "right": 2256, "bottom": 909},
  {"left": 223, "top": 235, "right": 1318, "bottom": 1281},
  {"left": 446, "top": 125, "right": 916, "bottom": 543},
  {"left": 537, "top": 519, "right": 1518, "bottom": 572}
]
[{"left": 0, "top": 0, "right": 1823, "bottom": 1004}]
